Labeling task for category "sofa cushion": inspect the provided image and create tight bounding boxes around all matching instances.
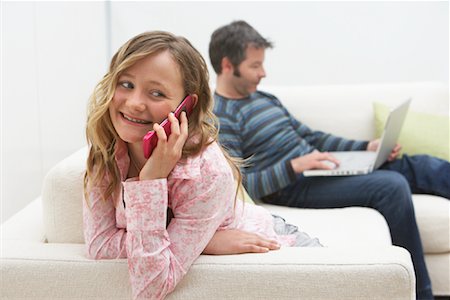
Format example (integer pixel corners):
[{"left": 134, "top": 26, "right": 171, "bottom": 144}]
[
  {"left": 260, "top": 203, "right": 392, "bottom": 247},
  {"left": 413, "top": 195, "right": 450, "bottom": 254}
]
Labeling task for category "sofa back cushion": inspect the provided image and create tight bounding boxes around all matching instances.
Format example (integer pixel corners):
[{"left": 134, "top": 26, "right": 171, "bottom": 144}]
[
  {"left": 260, "top": 82, "right": 448, "bottom": 141},
  {"left": 42, "top": 147, "right": 88, "bottom": 243}
]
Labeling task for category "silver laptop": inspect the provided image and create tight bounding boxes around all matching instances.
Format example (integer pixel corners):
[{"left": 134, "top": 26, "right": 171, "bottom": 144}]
[{"left": 303, "top": 98, "right": 411, "bottom": 177}]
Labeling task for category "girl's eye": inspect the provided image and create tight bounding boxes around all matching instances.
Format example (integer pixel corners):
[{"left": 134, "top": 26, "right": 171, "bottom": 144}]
[
  {"left": 150, "top": 91, "right": 165, "bottom": 98},
  {"left": 119, "top": 81, "right": 134, "bottom": 89}
]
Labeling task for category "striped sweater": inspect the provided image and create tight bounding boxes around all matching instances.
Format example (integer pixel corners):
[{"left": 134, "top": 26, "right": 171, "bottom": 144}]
[{"left": 213, "top": 90, "right": 369, "bottom": 199}]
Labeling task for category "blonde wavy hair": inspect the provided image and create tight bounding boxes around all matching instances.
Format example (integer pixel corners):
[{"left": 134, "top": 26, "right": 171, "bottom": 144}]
[{"left": 84, "top": 31, "right": 241, "bottom": 203}]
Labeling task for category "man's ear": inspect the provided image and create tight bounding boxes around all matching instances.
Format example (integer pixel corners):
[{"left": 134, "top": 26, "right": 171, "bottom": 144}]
[{"left": 221, "top": 57, "right": 234, "bottom": 74}]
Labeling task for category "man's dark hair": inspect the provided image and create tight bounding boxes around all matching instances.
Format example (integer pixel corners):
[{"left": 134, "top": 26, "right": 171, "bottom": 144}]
[{"left": 209, "top": 20, "right": 273, "bottom": 75}]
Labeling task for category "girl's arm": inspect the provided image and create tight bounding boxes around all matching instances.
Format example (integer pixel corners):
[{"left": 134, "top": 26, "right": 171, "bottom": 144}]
[
  {"left": 82, "top": 186, "right": 127, "bottom": 259},
  {"left": 124, "top": 146, "right": 234, "bottom": 300}
]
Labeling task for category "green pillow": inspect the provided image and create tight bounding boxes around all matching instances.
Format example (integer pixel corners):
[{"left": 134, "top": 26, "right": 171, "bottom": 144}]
[
  {"left": 373, "top": 102, "right": 449, "bottom": 161},
  {"left": 240, "top": 185, "right": 255, "bottom": 204}
]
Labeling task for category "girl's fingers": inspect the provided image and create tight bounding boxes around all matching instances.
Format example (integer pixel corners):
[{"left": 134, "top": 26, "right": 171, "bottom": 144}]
[
  {"left": 258, "top": 240, "right": 281, "bottom": 250},
  {"left": 168, "top": 112, "right": 180, "bottom": 137},
  {"left": 173, "top": 111, "right": 189, "bottom": 149},
  {"left": 152, "top": 111, "right": 188, "bottom": 156},
  {"left": 251, "top": 235, "right": 280, "bottom": 250},
  {"left": 179, "top": 111, "right": 188, "bottom": 137},
  {"left": 242, "top": 245, "right": 270, "bottom": 253},
  {"left": 153, "top": 123, "right": 167, "bottom": 142}
]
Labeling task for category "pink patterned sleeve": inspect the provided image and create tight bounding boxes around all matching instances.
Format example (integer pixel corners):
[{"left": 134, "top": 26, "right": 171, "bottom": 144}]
[
  {"left": 123, "top": 155, "right": 235, "bottom": 300},
  {"left": 82, "top": 186, "right": 128, "bottom": 259}
]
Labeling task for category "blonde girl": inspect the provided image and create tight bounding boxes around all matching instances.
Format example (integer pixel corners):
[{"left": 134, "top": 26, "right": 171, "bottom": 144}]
[{"left": 83, "top": 31, "right": 320, "bottom": 300}]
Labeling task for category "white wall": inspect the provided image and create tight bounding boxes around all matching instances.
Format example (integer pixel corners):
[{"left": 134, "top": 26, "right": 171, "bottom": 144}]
[
  {"left": 1, "top": 2, "right": 108, "bottom": 222},
  {"left": 1, "top": 1, "right": 448, "bottom": 222},
  {"left": 110, "top": 1, "right": 448, "bottom": 85}
]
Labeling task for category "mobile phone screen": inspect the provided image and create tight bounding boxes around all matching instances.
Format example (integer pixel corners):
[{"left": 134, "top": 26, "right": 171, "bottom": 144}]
[{"left": 142, "top": 95, "right": 195, "bottom": 158}]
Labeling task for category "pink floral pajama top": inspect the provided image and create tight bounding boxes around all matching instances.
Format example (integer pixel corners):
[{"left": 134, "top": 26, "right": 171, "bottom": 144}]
[{"left": 83, "top": 140, "right": 297, "bottom": 300}]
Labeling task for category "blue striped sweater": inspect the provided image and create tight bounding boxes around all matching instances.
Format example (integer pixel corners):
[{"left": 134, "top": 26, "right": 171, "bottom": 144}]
[{"left": 213, "top": 90, "right": 369, "bottom": 199}]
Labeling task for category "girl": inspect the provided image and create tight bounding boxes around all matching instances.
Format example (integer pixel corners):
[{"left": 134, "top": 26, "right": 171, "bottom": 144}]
[{"left": 83, "top": 31, "right": 320, "bottom": 300}]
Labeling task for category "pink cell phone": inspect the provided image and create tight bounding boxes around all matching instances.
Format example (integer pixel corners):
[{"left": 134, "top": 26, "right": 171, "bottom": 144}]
[{"left": 142, "top": 95, "right": 195, "bottom": 159}]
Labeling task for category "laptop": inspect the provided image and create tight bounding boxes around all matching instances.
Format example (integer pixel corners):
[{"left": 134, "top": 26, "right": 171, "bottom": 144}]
[{"left": 303, "top": 98, "right": 411, "bottom": 177}]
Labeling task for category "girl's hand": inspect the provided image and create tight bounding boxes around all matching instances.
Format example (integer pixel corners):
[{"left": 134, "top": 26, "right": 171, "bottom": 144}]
[
  {"left": 203, "top": 229, "right": 281, "bottom": 255},
  {"left": 139, "top": 111, "right": 188, "bottom": 180}
]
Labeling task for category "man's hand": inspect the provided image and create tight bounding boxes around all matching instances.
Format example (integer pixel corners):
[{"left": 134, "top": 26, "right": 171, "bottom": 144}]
[
  {"left": 290, "top": 150, "right": 340, "bottom": 174},
  {"left": 203, "top": 229, "right": 280, "bottom": 255},
  {"left": 367, "top": 139, "right": 401, "bottom": 161}
]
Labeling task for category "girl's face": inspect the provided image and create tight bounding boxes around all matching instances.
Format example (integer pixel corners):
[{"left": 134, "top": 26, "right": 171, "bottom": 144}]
[{"left": 109, "top": 50, "right": 185, "bottom": 145}]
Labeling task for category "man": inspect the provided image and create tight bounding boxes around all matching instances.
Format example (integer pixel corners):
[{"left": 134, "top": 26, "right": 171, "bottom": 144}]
[{"left": 210, "top": 20, "right": 450, "bottom": 300}]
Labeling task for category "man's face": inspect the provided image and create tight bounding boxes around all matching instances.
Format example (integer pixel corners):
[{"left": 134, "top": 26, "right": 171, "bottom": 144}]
[{"left": 229, "top": 46, "right": 266, "bottom": 97}]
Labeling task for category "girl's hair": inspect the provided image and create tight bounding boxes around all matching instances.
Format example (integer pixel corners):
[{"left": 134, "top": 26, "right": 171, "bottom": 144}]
[{"left": 84, "top": 31, "right": 241, "bottom": 203}]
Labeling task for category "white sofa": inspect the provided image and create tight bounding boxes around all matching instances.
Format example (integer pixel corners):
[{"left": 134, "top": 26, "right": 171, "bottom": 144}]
[
  {"left": 264, "top": 81, "right": 450, "bottom": 297},
  {"left": 1, "top": 82, "right": 448, "bottom": 299}
]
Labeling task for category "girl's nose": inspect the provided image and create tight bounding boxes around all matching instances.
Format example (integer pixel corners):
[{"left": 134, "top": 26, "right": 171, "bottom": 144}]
[{"left": 128, "top": 92, "right": 146, "bottom": 112}]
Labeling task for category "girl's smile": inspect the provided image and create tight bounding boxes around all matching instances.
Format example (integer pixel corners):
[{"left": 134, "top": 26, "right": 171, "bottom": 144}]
[
  {"left": 120, "top": 112, "right": 153, "bottom": 126},
  {"left": 109, "top": 50, "right": 185, "bottom": 144}
]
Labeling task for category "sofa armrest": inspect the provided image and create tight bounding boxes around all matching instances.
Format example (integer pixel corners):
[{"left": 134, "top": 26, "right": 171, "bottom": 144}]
[
  {"left": 1, "top": 197, "right": 45, "bottom": 242},
  {"left": 173, "top": 247, "right": 415, "bottom": 300},
  {"left": 1, "top": 240, "right": 414, "bottom": 300}
]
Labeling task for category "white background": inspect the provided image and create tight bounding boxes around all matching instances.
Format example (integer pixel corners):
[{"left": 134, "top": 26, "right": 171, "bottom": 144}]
[{"left": 1, "top": 1, "right": 448, "bottom": 222}]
